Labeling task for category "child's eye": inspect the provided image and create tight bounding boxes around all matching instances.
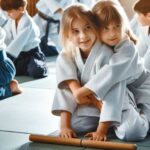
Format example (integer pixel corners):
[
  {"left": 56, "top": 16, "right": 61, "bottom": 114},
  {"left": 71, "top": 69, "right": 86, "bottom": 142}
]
[
  {"left": 85, "top": 25, "right": 91, "bottom": 30},
  {"left": 72, "top": 29, "right": 79, "bottom": 34},
  {"left": 103, "top": 27, "right": 109, "bottom": 31},
  {"left": 116, "top": 24, "right": 122, "bottom": 28}
]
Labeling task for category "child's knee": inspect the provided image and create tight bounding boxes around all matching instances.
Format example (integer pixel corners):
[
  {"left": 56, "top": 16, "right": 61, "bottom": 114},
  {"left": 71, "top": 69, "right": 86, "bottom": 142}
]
[
  {"left": 115, "top": 115, "right": 149, "bottom": 141},
  {"left": 27, "top": 59, "right": 48, "bottom": 78},
  {"left": 124, "top": 125, "right": 147, "bottom": 141}
]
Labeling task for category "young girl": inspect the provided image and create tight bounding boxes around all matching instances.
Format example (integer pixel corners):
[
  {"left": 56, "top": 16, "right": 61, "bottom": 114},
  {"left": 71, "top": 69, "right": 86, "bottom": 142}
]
[
  {"left": 51, "top": 3, "right": 147, "bottom": 141},
  {"left": 0, "top": 27, "right": 21, "bottom": 100},
  {"left": 133, "top": 0, "right": 150, "bottom": 71},
  {"left": 76, "top": 0, "right": 150, "bottom": 141},
  {"left": 0, "top": 0, "right": 48, "bottom": 79},
  {"left": 33, "top": 0, "right": 96, "bottom": 56}
]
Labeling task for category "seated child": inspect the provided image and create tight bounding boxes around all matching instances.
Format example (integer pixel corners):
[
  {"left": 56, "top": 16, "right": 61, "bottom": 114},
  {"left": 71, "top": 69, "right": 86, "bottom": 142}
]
[
  {"left": 0, "top": 27, "right": 21, "bottom": 100},
  {"left": 0, "top": 0, "right": 48, "bottom": 79},
  {"left": 133, "top": 0, "right": 150, "bottom": 71},
  {"left": 52, "top": 3, "right": 148, "bottom": 141}
]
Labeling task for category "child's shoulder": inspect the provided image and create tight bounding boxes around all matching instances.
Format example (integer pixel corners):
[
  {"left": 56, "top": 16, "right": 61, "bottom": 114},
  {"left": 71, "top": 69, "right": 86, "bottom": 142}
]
[
  {"left": 115, "top": 38, "right": 136, "bottom": 55},
  {"left": 100, "top": 42, "right": 113, "bottom": 56},
  {"left": 19, "top": 11, "right": 39, "bottom": 31},
  {"left": 20, "top": 11, "right": 36, "bottom": 27}
]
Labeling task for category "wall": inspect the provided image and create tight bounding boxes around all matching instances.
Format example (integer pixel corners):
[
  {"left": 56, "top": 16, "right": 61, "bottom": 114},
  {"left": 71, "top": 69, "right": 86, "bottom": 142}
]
[
  {"left": 27, "top": 0, "right": 39, "bottom": 16},
  {"left": 119, "top": 0, "right": 137, "bottom": 20}
]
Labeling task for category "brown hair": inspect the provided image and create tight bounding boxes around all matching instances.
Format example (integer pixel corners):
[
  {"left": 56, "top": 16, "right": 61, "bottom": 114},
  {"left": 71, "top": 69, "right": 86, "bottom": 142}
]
[
  {"left": 60, "top": 3, "right": 99, "bottom": 48},
  {"left": 92, "top": 0, "right": 137, "bottom": 44},
  {"left": 133, "top": 0, "right": 150, "bottom": 15},
  {"left": 0, "top": 0, "right": 27, "bottom": 11}
]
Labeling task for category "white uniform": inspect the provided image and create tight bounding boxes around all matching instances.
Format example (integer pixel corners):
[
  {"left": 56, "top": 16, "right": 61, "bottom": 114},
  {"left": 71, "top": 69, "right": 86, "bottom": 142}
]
[
  {"left": 130, "top": 14, "right": 141, "bottom": 36},
  {"left": 4, "top": 11, "right": 40, "bottom": 58},
  {"left": 85, "top": 40, "right": 150, "bottom": 140},
  {"left": 137, "top": 26, "right": 150, "bottom": 71},
  {"left": 33, "top": 0, "right": 73, "bottom": 52},
  {"left": 0, "top": 9, "right": 8, "bottom": 27},
  {"left": 4, "top": 11, "right": 47, "bottom": 78},
  {"left": 52, "top": 39, "right": 149, "bottom": 141}
]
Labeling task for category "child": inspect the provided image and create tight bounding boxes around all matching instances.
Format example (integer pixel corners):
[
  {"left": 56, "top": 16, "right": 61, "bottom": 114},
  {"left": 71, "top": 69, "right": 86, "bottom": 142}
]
[
  {"left": 133, "top": 0, "right": 150, "bottom": 71},
  {"left": 76, "top": 0, "right": 150, "bottom": 141},
  {"left": 0, "top": 27, "right": 21, "bottom": 100},
  {"left": 52, "top": 3, "right": 147, "bottom": 141},
  {"left": 0, "top": 0, "right": 48, "bottom": 79},
  {"left": 33, "top": 0, "right": 73, "bottom": 56},
  {"left": 33, "top": 0, "right": 96, "bottom": 56}
]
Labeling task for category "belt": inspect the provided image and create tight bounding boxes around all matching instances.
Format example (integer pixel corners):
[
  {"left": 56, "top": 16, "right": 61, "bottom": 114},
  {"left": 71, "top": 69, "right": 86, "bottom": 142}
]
[{"left": 38, "top": 11, "right": 60, "bottom": 43}]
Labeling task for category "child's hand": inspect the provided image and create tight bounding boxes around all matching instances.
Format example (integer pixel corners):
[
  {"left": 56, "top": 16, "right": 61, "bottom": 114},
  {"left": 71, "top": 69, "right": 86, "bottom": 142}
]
[
  {"left": 85, "top": 131, "right": 107, "bottom": 141},
  {"left": 88, "top": 95, "right": 102, "bottom": 112},
  {"left": 59, "top": 128, "right": 77, "bottom": 138},
  {"left": 73, "top": 89, "right": 92, "bottom": 105},
  {"left": 85, "top": 122, "right": 112, "bottom": 141}
]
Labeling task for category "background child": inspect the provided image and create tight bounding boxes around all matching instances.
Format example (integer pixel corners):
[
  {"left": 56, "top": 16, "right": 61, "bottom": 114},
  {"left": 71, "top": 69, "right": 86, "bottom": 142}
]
[
  {"left": 0, "top": 0, "right": 48, "bottom": 79},
  {"left": 33, "top": 0, "right": 73, "bottom": 56},
  {"left": 133, "top": 0, "right": 150, "bottom": 71},
  {"left": 0, "top": 27, "right": 21, "bottom": 100},
  {"left": 51, "top": 3, "right": 146, "bottom": 141}
]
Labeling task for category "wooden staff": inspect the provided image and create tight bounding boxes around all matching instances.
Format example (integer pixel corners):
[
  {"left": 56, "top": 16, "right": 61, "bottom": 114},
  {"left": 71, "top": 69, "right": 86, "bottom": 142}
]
[
  {"left": 29, "top": 134, "right": 81, "bottom": 147},
  {"left": 82, "top": 139, "right": 137, "bottom": 150},
  {"left": 29, "top": 134, "right": 137, "bottom": 150}
]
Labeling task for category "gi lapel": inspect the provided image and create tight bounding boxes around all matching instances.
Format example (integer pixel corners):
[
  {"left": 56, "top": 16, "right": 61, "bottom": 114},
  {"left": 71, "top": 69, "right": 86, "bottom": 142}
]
[
  {"left": 74, "top": 47, "right": 84, "bottom": 74},
  {"left": 11, "top": 20, "right": 17, "bottom": 39},
  {"left": 81, "top": 41, "right": 101, "bottom": 84}
]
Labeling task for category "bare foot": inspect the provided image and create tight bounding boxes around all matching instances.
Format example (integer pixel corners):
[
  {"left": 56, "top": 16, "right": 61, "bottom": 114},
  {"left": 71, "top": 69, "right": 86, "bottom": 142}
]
[{"left": 9, "top": 79, "right": 22, "bottom": 95}]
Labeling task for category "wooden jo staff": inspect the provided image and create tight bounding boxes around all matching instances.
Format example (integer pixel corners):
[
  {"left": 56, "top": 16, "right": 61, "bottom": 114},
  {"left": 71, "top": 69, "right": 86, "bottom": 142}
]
[{"left": 29, "top": 134, "right": 137, "bottom": 150}]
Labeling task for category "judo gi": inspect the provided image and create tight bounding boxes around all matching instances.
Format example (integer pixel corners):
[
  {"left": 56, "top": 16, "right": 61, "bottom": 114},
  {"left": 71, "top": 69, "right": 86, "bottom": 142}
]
[
  {"left": 0, "top": 9, "right": 8, "bottom": 27},
  {"left": 52, "top": 39, "right": 149, "bottom": 141},
  {"left": 4, "top": 11, "right": 47, "bottom": 79},
  {"left": 137, "top": 26, "right": 150, "bottom": 71},
  {"left": 33, "top": 0, "right": 73, "bottom": 55}
]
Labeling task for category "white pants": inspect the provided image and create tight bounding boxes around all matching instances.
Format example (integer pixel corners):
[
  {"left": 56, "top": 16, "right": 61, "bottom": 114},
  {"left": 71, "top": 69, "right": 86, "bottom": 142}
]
[
  {"left": 114, "top": 104, "right": 149, "bottom": 141},
  {"left": 71, "top": 103, "right": 149, "bottom": 141}
]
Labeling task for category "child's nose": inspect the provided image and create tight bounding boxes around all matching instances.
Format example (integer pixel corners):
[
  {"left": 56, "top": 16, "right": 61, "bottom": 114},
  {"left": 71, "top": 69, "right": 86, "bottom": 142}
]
[
  {"left": 109, "top": 30, "right": 116, "bottom": 37},
  {"left": 79, "top": 31, "right": 86, "bottom": 39}
]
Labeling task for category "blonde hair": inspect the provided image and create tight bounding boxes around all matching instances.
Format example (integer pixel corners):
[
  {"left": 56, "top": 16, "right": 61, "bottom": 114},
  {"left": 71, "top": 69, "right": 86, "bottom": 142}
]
[
  {"left": 60, "top": 3, "right": 99, "bottom": 49},
  {"left": 92, "top": 0, "right": 137, "bottom": 44}
]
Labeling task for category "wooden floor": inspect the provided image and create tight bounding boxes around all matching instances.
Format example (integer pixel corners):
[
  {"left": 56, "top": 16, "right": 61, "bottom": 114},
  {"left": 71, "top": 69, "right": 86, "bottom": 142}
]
[{"left": 0, "top": 56, "right": 150, "bottom": 150}]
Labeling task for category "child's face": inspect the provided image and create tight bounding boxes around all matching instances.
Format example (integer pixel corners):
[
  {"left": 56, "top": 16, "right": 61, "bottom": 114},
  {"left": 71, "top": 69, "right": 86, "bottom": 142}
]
[
  {"left": 6, "top": 7, "right": 24, "bottom": 21},
  {"left": 137, "top": 13, "right": 150, "bottom": 26},
  {"left": 100, "top": 22, "right": 123, "bottom": 46},
  {"left": 68, "top": 18, "right": 97, "bottom": 54}
]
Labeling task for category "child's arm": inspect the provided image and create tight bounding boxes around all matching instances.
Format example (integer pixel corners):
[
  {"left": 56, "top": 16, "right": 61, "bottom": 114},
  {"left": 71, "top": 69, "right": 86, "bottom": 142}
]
[
  {"left": 85, "top": 121, "right": 112, "bottom": 141},
  {"left": 73, "top": 86, "right": 94, "bottom": 100},
  {"left": 60, "top": 111, "right": 77, "bottom": 138},
  {"left": 66, "top": 80, "right": 92, "bottom": 105},
  {"left": 67, "top": 80, "right": 102, "bottom": 111}
]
